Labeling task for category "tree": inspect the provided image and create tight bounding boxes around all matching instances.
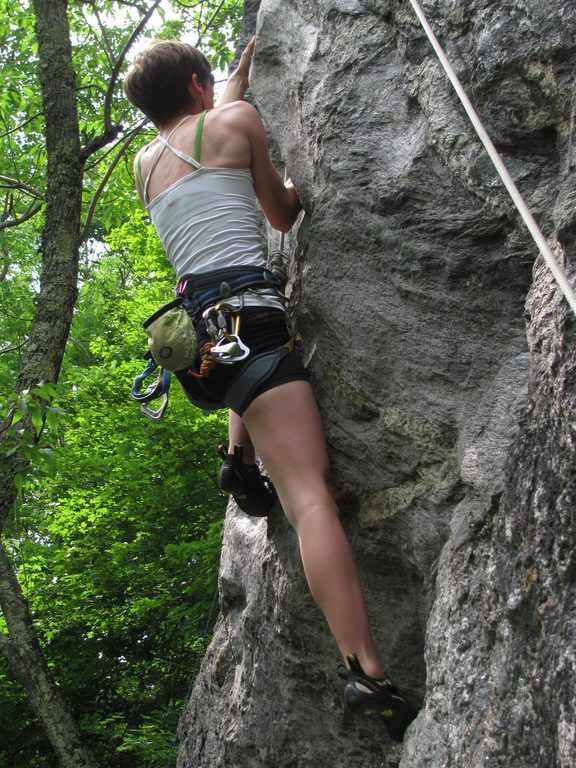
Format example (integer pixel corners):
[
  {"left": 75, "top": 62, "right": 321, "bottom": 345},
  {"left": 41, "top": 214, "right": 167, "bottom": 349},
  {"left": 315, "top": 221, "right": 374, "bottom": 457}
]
[
  {"left": 1, "top": 210, "right": 229, "bottom": 767},
  {"left": 0, "top": 1, "right": 241, "bottom": 764}
]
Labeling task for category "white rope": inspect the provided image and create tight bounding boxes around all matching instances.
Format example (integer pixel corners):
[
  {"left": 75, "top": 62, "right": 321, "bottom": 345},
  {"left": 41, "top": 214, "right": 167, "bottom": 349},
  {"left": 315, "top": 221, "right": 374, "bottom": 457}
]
[{"left": 408, "top": 0, "right": 576, "bottom": 317}]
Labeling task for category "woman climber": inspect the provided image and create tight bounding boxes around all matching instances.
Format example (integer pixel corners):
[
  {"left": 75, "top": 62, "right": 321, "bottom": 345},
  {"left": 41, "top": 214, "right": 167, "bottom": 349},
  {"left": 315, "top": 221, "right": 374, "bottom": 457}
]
[{"left": 124, "top": 36, "right": 417, "bottom": 741}]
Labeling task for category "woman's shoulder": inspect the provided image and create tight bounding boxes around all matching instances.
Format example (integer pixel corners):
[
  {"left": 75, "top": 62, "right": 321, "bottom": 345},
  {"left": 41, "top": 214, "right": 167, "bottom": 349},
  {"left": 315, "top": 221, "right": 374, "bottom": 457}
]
[
  {"left": 212, "top": 100, "right": 261, "bottom": 125},
  {"left": 208, "top": 101, "right": 266, "bottom": 150}
]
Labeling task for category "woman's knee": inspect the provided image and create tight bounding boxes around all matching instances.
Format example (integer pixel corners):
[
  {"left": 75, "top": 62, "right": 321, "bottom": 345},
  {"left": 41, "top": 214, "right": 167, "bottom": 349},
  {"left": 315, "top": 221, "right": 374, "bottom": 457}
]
[{"left": 279, "top": 485, "right": 338, "bottom": 531}]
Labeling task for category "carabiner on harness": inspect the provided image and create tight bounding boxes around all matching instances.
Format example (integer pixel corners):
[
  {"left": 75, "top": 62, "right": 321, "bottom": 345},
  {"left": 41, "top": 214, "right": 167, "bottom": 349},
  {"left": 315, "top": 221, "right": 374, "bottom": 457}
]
[
  {"left": 210, "top": 335, "right": 250, "bottom": 363},
  {"left": 141, "top": 396, "right": 169, "bottom": 421},
  {"left": 202, "top": 299, "right": 250, "bottom": 364},
  {"left": 130, "top": 358, "right": 171, "bottom": 420}
]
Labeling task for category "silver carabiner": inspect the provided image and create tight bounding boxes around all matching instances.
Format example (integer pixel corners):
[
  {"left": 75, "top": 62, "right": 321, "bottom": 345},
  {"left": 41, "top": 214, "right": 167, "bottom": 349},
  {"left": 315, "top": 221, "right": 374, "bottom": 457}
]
[
  {"left": 210, "top": 335, "right": 250, "bottom": 364},
  {"left": 202, "top": 299, "right": 243, "bottom": 342},
  {"left": 140, "top": 393, "right": 169, "bottom": 421}
]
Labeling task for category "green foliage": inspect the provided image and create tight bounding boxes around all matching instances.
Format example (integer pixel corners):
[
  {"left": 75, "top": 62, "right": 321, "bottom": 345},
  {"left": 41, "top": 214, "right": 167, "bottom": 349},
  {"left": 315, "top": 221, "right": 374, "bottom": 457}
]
[
  {"left": 0, "top": 1, "right": 245, "bottom": 766},
  {"left": 1, "top": 207, "right": 229, "bottom": 767},
  {"left": 0, "top": 382, "right": 62, "bottom": 493}
]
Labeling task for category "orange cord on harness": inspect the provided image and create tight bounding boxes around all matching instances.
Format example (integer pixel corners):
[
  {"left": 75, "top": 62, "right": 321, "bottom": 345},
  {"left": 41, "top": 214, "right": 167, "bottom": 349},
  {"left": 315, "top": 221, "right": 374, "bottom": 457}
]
[{"left": 189, "top": 342, "right": 216, "bottom": 380}]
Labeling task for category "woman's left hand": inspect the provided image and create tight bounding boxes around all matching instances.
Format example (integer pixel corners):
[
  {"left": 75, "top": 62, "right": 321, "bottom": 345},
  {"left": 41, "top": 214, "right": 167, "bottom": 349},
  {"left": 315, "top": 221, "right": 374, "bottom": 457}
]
[
  {"left": 235, "top": 36, "right": 255, "bottom": 85},
  {"left": 218, "top": 37, "right": 255, "bottom": 105}
]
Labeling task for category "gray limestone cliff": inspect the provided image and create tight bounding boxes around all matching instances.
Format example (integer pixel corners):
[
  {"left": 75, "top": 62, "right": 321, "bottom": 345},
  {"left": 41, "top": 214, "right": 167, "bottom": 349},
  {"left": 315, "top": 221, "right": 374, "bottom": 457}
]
[{"left": 177, "top": 1, "right": 576, "bottom": 766}]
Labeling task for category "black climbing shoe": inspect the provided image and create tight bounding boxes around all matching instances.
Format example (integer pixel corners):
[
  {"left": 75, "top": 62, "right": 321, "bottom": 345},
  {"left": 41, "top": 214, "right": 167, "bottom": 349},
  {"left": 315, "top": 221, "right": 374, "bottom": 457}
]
[
  {"left": 218, "top": 444, "right": 276, "bottom": 517},
  {"left": 342, "top": 654, "right": 419, "bottom": 742}
]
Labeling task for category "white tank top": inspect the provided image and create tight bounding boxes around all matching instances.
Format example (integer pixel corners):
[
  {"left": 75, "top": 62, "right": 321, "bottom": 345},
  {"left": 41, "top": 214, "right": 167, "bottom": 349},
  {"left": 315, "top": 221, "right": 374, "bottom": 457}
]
[{"left": 141, "top": 114, "right": 283, "bottom": 310}]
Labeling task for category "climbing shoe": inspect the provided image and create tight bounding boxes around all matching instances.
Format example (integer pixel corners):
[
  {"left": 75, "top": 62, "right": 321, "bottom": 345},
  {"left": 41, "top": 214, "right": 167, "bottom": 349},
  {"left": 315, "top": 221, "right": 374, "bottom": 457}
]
[
  {"left": 218, "top": 444, "right": 276, "bottom": 517},
  {"left": 342, "top": 654, "right": 418, "bottom": 742}
]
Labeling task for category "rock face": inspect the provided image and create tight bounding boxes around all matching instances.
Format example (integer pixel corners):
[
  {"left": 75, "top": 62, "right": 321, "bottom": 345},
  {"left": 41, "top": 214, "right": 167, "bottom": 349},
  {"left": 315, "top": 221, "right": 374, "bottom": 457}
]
[{"left": 177, "top": 1, "right": 576, "bottom": 766}]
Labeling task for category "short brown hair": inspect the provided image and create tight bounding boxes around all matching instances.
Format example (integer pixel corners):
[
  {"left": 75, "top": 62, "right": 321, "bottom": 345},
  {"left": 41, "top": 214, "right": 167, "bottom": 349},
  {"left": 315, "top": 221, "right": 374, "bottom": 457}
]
[{"left": 123, "top": 40, "right": 212, "bottom": 126}]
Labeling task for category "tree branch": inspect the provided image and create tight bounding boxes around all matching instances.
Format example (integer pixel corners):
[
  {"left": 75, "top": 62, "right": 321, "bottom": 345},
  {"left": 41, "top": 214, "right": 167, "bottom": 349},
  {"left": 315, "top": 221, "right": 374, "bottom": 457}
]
[
  {"left": 78, "top": 0, "right": 149, "bottom": 10},
  {"left": 79, "top": 124, "right": 121, "bottom": 162},
  {"left": 0, "top": 112, "right": 43, "bottom": 141},
  {"left": 0, "top": 300, "right": 33, "bottom": 321},
  {"left": 195, "top": 0, "right": 228, "bottom": 46},
  {"left": 90, "top": 5, "right": 116, "bottom": 64},
  {"left": 173, "top": 0, "right": 209, "bottom": 9},
  {"left": 0, "top": 242, "right": 8, "bottom": 282},
  {"left": 79, "top": 0, "right": 162, "bottom": 163},
  {"left": 116, "top": 0, "right": 149, "bottom": 9},
  {"left": 0, "top": 340, "right": 27, "bottom": 355},
  {"left": 0, "top": 628, "right": 11, "bottom": 651},
  {"left": 80, "top": 119, "right": 147, "bottom": 243},
  {"left": 0, "top": 202, "right": 43, "bottom": 232},
  {"left": 0, "top": 175, "right": 45, "bottom": 201},
  {"left": 103, "top": 0, "right": 164, "bottom": 131}
]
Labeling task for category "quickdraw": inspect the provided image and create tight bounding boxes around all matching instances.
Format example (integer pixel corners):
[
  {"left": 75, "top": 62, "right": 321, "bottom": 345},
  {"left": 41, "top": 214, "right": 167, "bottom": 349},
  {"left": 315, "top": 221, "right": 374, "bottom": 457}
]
[{"left": 130, "top": 358, "right": 171, "bottom": 420}]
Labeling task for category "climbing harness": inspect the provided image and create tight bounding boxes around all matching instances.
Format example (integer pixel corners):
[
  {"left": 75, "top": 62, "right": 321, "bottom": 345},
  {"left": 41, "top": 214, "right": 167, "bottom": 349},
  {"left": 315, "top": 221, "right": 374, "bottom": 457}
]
[
  {"left": 223, "top": 336, "right": 300, "bottom": 415},
  {"left": 408, "top": 0, "right": 576, "bottom": 317},
  {"left": 131, "top": 263, "right": 297, "bottom": 419},
  {"left": 177, "top": 264, "right": 284, "bottom": 316}
]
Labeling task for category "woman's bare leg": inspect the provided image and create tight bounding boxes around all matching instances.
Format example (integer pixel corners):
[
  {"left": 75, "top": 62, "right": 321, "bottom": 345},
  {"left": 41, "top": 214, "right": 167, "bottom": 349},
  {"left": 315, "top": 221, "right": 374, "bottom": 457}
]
[
  {"left": 227, "top": 409, "right": 255, "bottom": 463},
  {"left": 242, "top": 380, "right": 383, "bottom": 677}
]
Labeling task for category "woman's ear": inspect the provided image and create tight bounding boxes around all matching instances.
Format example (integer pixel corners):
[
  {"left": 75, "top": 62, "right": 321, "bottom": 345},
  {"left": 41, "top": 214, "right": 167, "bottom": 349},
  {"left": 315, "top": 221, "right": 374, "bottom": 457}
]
[{"left": 187, "top": 73, "right": 203, "bottom": 99}]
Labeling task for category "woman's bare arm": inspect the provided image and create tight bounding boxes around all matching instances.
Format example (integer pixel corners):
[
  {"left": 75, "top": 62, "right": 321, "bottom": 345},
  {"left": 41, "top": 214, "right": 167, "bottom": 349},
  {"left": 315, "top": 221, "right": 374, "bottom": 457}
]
[
  {"left": 218, "top": 37, "right": 255, "bottom": 105},
  {"left": 237, "top": 102, "right": 302, "bottom": 231}
]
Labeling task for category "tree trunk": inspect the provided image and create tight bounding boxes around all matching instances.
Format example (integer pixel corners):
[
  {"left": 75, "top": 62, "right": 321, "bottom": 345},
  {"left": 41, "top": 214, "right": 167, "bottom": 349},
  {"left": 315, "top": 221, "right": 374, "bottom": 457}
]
[
  {"left": 25, "top": 0, "right": 83, "bottom": 386},
  {"left": 0, "top": 546, "right": 101, "bottom": 768},
  {"left": 0, "top": 2, "right": 101, "bottom": 765},
  {"left": 0, "top": 0, "right": 84, "bottom": 529}
]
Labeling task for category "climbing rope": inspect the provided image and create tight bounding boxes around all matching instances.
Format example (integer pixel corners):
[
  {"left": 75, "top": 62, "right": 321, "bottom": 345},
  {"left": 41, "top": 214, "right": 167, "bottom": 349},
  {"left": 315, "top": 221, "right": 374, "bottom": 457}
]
[{"left": 408, "top": 0, "right": 576, "bottom": 317}]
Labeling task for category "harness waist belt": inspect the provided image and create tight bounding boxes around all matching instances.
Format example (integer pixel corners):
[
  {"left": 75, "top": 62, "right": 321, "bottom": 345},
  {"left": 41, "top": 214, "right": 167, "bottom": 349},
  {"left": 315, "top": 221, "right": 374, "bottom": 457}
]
[{"left": 178, "top": 265, "right": 284, "bottom": 318}]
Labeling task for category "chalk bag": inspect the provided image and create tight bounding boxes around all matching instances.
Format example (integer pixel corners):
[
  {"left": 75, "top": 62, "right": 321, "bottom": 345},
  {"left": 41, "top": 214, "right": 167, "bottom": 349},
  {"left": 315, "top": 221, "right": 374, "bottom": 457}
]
[{"left": 143, "top": 299, "right": 198, "bottom": 372}]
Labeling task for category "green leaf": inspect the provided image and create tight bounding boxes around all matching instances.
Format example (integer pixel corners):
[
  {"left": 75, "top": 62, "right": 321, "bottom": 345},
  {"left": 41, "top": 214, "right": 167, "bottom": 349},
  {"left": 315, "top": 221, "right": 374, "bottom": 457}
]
[
  {"left": 10, "top": 410, "right": 25, "bottom": 427},
  {"left": 45, "top": 408, "right": 61, "bottom": 432}
]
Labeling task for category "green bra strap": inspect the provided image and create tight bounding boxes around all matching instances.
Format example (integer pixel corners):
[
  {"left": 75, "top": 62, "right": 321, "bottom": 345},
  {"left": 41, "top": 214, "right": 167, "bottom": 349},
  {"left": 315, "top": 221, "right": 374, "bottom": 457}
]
[{"left": 194, "top": 110, "right": 207, "bottom": 162}]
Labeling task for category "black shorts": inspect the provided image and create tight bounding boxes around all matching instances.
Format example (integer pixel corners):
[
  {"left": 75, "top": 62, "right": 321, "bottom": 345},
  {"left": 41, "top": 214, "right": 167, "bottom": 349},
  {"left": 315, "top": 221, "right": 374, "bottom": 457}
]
[{"left": 175, "top": 307, "right": 308, "bottom": 415}]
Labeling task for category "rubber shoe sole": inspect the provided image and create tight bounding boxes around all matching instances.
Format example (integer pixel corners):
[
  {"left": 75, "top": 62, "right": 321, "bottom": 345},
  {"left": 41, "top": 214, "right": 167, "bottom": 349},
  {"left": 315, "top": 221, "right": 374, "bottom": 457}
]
[{"left": 342, "top": 654, "right": 419, "bottom": 742}]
